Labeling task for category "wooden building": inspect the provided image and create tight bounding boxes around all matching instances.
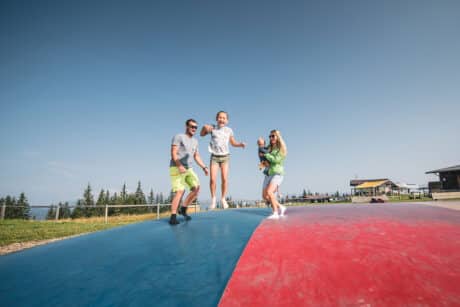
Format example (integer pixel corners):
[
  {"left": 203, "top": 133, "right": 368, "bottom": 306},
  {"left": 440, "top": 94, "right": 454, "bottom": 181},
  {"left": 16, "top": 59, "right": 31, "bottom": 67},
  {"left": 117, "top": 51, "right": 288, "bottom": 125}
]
[
  {"left": 350, "top": 179, "right": 390, "bottom": 196},
  {"left": 426, "top": 165, "right": 460, "bottom": 200},
  {"left": 350, "top": 179, "right": 395, "bottom": 202}
]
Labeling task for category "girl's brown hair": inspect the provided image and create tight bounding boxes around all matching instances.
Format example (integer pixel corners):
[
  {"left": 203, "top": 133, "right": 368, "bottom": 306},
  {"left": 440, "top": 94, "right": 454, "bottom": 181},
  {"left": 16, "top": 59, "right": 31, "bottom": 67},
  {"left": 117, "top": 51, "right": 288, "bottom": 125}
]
[{"left": 216, "top": 111, "right": 228, "bottom": 120}]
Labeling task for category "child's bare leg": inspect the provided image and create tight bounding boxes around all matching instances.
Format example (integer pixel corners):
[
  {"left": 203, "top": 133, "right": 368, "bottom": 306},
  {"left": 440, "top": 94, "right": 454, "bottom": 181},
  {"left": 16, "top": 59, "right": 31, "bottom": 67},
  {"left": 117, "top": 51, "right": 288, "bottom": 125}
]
[
  {"left": 209, "top": 162, "right": 218, "bottom": 208},
  {"left": 220, "top": 162, "right": 229, "bottom": 208}
]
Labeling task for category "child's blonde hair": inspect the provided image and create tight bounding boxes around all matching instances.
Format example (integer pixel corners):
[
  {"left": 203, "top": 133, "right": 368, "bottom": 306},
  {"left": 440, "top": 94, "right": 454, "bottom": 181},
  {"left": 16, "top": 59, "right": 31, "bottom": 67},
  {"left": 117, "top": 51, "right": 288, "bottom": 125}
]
[{"left": 269, "top": 130, "right": 287, "bottom": 157}]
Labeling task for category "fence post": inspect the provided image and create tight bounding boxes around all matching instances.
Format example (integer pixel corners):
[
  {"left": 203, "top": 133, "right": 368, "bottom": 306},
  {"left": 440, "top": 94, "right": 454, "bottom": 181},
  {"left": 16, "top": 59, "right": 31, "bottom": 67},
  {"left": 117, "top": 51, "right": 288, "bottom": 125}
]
[
  {"left": 1, "top": 203, "right": 5, "bottom": 220},
  {"left": 55, "top": 205, "right": 60, "bottom": 220},
  {"left": 105, "top": 205, "right": 108, "bottom": 224},
  {"left": 157, "top": 203, "right": 160, "bottom": 220}
]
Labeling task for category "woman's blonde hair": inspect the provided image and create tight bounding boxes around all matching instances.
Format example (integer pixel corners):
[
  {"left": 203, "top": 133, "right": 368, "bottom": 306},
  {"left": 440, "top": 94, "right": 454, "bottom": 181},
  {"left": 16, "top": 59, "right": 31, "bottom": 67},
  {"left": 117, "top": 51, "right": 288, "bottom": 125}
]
[{"left": 269, "top": 129, "right": 287, "bottom": 157}]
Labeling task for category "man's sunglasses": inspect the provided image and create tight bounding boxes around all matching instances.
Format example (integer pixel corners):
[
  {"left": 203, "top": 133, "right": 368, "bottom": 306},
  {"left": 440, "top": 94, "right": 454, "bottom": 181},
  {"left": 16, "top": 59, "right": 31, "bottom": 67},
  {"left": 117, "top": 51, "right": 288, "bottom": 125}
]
[{"left": 188, "top": 125, "right": 198, "bottom": 129}]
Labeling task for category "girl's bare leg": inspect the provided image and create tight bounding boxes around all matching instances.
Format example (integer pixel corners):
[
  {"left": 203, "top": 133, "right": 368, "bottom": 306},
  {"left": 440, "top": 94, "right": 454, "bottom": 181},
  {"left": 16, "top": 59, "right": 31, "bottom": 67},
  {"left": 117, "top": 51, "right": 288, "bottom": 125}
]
[
  {"left": 209, "top": 163, "right": 218, "bottom": 208},
  {"left": 220, "top": 161, "right": 229, "bottom": 208}
]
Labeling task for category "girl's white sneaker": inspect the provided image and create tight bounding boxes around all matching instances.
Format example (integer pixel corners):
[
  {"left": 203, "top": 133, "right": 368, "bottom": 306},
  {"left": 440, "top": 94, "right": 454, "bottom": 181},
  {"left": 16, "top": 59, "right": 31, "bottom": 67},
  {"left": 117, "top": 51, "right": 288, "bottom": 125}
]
[
  {"left": 210, "top": 197, "right": 216, "bottom": 209},
  {"left": 267, "top": 212, "right": 280, "bottom": 219}
]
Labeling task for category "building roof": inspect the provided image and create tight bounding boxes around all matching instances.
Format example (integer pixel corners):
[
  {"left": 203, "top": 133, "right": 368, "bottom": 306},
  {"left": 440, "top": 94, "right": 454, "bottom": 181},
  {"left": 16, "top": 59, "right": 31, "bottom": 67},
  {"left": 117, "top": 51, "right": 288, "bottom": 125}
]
[
  {"left": 350, "top": 178, "right": 389, "bottom": 187},
  {"left": 426, "top": 165, "right": 460, "bottom": 174},
  {"left": 394, "top": 182, "right": 419, "bottom": 189},
  {"left": 356, "top": 180, "right": 389, "bottom": 189}
]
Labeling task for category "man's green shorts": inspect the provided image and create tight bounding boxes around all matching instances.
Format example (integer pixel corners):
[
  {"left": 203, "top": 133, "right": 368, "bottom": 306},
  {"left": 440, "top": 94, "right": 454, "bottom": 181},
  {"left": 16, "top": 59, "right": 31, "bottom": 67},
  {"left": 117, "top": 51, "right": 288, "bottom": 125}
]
[{"left": 169, "top": 167, "right": 200, "bottom": 192}]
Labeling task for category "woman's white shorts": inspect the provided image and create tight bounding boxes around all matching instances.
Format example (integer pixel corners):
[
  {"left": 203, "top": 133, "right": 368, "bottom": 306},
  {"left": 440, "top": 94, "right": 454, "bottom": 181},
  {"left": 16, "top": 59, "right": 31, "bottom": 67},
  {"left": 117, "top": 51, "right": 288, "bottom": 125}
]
[{"left": 263, "top": 174, "right": 284, "bottom": 190}]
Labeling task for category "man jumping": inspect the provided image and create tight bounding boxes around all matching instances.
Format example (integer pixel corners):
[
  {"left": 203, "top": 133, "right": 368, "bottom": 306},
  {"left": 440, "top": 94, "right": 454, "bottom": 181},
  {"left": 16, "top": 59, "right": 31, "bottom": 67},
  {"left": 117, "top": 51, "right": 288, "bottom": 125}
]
[{"left": 169, "top": 119, "right": 209, "bottom": 225}]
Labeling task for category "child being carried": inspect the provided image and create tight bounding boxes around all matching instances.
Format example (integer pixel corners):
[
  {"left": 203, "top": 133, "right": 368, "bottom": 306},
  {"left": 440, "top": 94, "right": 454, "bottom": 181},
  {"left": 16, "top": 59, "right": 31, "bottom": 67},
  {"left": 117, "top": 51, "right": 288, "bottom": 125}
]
[{"left": 257, "top": 137, "right": 270, "bottom": 176}]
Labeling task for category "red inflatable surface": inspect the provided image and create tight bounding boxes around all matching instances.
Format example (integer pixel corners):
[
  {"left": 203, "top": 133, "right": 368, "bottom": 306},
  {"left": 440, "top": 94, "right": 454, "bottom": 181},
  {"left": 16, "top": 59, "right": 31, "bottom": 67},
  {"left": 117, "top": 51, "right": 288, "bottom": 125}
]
[{"left": 220, "top": 205, "right": 460, "bottom": 306}]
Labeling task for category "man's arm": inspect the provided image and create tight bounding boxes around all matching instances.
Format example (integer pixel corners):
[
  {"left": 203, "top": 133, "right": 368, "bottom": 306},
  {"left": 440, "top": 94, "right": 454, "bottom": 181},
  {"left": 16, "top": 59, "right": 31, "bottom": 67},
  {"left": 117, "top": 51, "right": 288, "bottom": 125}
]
[
  {"left": 194, "top": 151, "right": 209, "bottom": 176},
  {"left": 171, "top": 145, "right": 186, "bottom": 173}
]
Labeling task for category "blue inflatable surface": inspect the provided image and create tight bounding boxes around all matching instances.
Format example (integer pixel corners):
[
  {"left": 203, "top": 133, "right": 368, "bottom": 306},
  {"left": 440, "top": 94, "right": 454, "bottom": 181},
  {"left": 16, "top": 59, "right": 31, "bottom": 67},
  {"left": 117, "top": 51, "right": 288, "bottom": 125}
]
[{"left": 0, "top": 209, "right": 267, "bottom": 307}]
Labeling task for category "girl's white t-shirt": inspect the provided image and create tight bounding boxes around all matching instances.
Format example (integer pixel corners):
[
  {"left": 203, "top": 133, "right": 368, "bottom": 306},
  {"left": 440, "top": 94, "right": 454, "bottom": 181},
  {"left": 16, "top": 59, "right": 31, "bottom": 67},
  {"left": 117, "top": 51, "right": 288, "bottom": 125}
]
[{"left": 208, "top": 125, "right": 234, "bottom": 155}]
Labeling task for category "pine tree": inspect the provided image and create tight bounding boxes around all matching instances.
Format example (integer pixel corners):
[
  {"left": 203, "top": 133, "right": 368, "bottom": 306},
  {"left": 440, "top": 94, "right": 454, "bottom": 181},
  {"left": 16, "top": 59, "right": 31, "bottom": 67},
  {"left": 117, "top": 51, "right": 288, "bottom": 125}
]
[
  {"left": 135, "top": 181, "right": 146, "bottom": 203},
  {"left": 105, "top": 190, "right": 110, "bottom": 205},
  {"left": 95, "top": 188, "right": 106, "bottom": 217},
  {"left": 83, "top": 183, "right": 96, "bottom": 216},
  {"left": 71, "top": 199, "right": 85, "bottom": 218},
  {"left": 60, "top": 202, "right": 72, "bottom": 219},
  {"left": 126, "top": 192, "right": 136, "bottom": 214},
  {"left": 120, "top": 183, "right": 128, "bottom": 214},
  {"left": 15, "top": 193, "right": 30, "bottom": 219},
  {"left": 121, "top": 183, "right": 127, "bottom": 203},
  {"left": 83, "top": 183, "right": 95, "bottom": 207},
  {"left": 46, "top": 204, "right": 56, "bottom": 220},
  {"left": 148, "top": 189, "right": 155, "bottom": 213},
  {"left": 96, "top": 189, "right": 106, "bottom": 206},
  {"left": 148, "top": 189, "right": 154, "bottom": 204},
  {"left": 110, "top": 192, "right": 120, "bottom": 216},
  {"left": 134, "top": 181, "right": 147, "bottom": 214},
  {"left": 5, "top": 196, "right": 17, "bottom": 219}
]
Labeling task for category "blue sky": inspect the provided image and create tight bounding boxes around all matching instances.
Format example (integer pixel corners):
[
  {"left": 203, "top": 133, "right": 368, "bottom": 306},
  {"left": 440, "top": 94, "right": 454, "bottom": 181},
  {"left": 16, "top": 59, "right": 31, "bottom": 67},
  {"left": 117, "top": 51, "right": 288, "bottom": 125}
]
[{"left": 1, "top": 0, "right": 459, "bottom": 204}]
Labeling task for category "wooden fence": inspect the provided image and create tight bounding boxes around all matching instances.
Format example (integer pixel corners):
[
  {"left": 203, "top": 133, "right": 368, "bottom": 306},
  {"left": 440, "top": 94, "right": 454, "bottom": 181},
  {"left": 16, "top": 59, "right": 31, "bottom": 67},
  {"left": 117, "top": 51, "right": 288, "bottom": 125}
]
[
  {"left": 0, "top": 203, "right": 179, "bottom": 223},
  {"left": 0, "top": 197, "right": 345, "bottom": 223}
]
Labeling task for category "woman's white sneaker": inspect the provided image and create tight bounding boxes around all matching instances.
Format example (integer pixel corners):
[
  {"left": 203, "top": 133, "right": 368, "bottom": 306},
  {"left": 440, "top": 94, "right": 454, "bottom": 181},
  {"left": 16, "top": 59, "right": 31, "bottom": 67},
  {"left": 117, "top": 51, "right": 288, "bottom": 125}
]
[
  {"left": 279, "top": 205, "right": 287, "bottom": 217},
  {"left": 267, "top": 212, "right": 280, "bottom": 219}
]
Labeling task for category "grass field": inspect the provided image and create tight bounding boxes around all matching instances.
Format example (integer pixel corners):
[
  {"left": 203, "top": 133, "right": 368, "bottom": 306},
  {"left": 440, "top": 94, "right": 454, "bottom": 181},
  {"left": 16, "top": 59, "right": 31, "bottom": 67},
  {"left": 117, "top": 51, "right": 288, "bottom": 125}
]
[{"left": 0, "top": 213, "right": 171, "bottom": 247}]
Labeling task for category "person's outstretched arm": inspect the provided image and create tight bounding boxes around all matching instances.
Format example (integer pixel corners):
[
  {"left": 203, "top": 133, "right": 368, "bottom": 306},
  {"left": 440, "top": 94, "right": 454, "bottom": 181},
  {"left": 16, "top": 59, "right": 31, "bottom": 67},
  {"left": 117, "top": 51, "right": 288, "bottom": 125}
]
[
  {"left": 200, "top": 124, "right": 213, "bottom": 137},
  {"left": 230, "top": 136, "right": 246, "bottom": 148}
]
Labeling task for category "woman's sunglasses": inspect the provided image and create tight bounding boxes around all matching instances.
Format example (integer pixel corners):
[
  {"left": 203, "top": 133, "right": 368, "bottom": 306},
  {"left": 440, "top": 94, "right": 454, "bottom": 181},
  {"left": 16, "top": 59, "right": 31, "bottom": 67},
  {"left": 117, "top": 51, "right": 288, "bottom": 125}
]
[{"left": 269, "top": 134, "right": 276, "bottom": 138}]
